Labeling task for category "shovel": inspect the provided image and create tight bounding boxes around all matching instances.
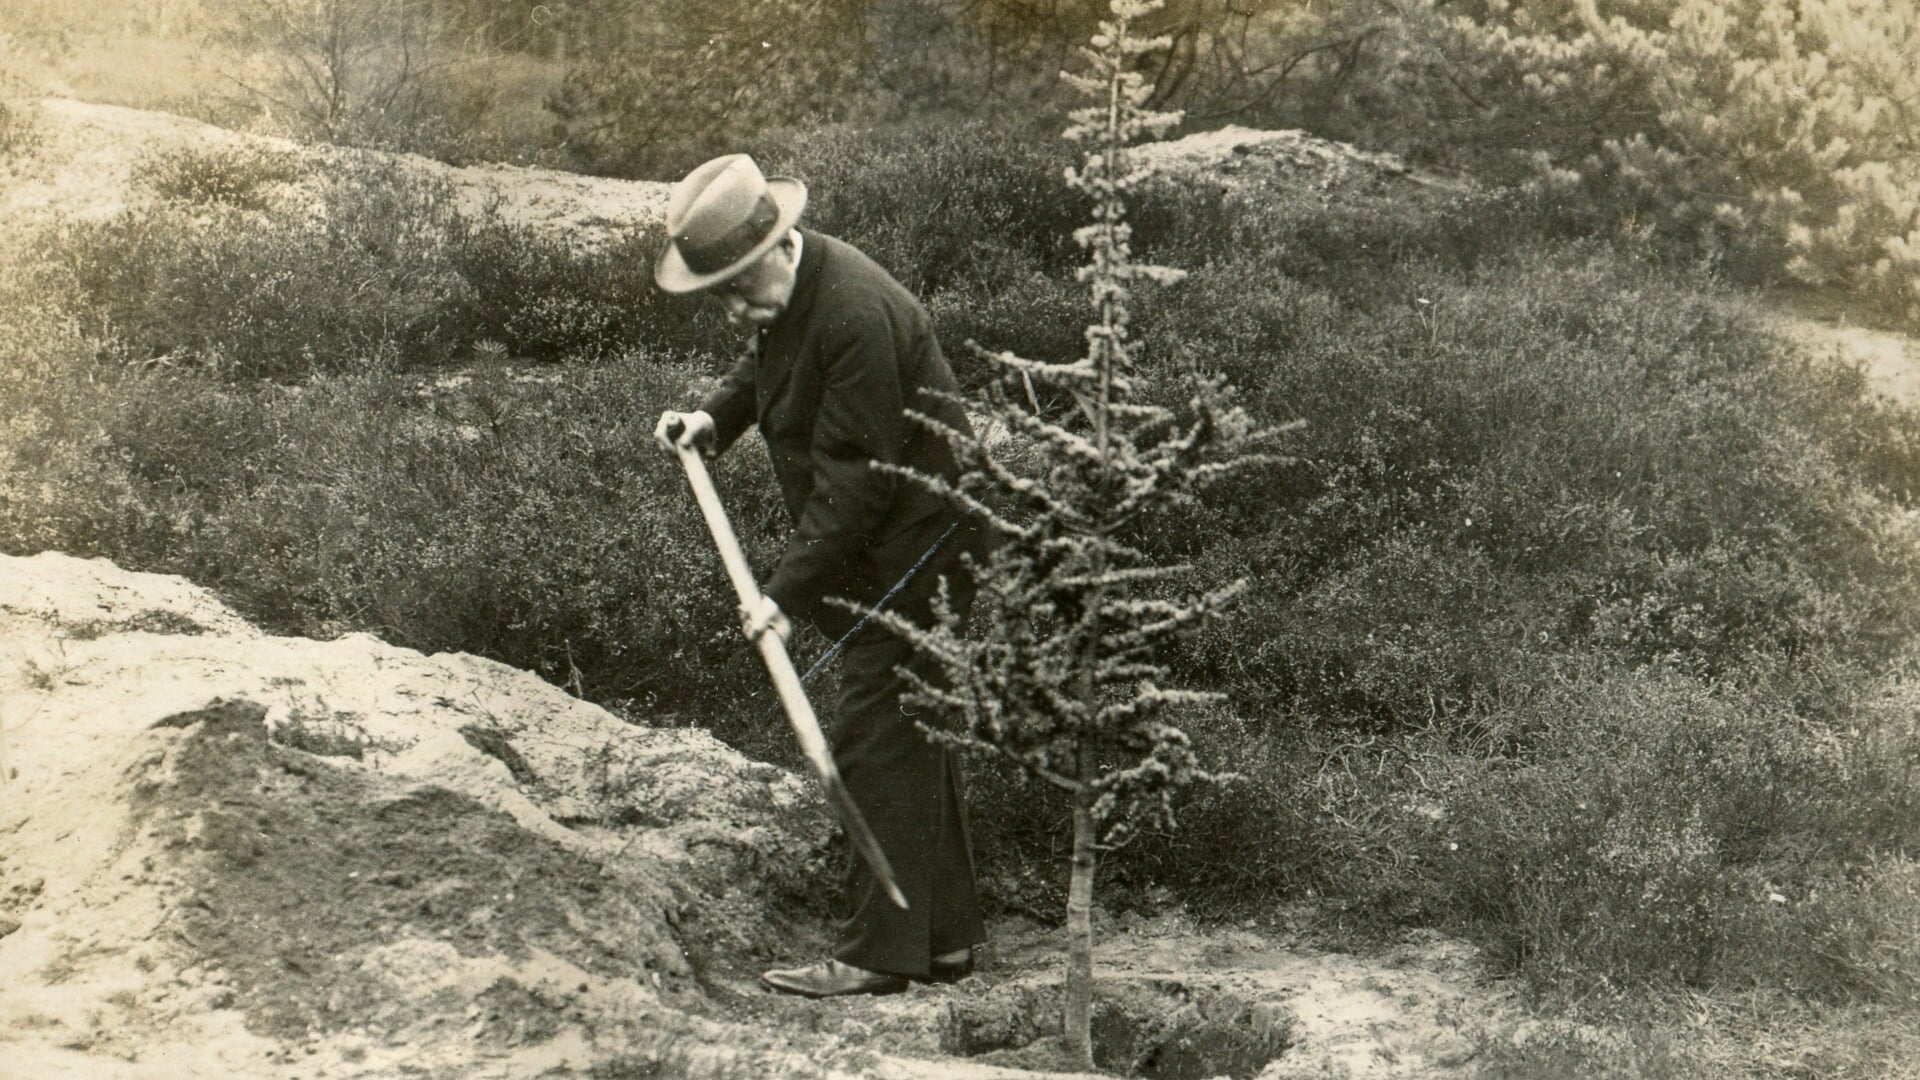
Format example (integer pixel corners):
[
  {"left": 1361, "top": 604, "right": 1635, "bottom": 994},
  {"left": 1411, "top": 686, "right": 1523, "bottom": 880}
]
[{"left": 673, "top": 443, "right": 909, "bottom": 910}]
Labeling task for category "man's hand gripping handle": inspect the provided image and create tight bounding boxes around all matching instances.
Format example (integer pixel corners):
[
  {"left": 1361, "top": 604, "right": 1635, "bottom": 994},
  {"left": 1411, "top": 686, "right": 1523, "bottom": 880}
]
[{"left": 654, "top": 409, "right": 716, "bottom": 456}]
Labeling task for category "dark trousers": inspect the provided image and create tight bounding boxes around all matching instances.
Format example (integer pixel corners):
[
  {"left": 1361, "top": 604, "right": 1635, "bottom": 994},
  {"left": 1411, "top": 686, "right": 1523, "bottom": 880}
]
[{"left": 826, "top": 564, "right": 985, "bottom": 977}]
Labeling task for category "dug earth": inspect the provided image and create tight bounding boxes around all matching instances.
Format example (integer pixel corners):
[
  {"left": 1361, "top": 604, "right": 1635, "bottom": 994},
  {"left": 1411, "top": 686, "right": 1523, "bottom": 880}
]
[{"left": 0, "top": 551, "right": 1523, "bottom": 1078}]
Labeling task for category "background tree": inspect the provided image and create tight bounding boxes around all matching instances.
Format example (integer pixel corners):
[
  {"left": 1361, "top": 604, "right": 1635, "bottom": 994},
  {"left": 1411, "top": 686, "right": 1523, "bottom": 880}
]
[
  {"left": 211, "top": 0, "right": 453, "bottom": 143},
  {"left": 870, "top": 0, "right": 1291, "bottom": 1066},
  {"left": 435, "top": 0, "right": 567, "bottom": 55},
  {"left": 542, "top": 0, "right": 1397, "bottom": 175},
  {"left": 1316, "top": 0, "right": 1920, "bottom": 322}
]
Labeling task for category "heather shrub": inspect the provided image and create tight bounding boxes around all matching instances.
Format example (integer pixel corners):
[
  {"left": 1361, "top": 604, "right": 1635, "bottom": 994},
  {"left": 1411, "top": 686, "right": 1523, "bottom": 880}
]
[
  {"left": 61, "top": 156, "right": 729, "bottom": 378},
  {"left": 1096, "top": 710, "right": 1326, "bottom": 916},
  {"left": 131, "top": 141, "right": 302, "bottom": 209},
  {"left": 923, "top": 272, "right": 1089, "bottom": 387},
  {"left": 1742, "top": 854, "right": 1920, "bottom": 1006},
  {"left": 1197, "top": 182, "right": 1591, "bottom": 312},
  {"left": 445, "top": 222, "right": 730, "bottom": 363},
  {"left": 64, "top": 160, "right": 472, "bottom": 376},
  {"left": 752, "top": 120, "right": 1081, "bottom": 295},
  {"left": 0, "top": 233, "right": 176, "bottom": 559},
  {"left": 1163, "top": 239, "right": 1920, "bottom": 729},
  {"left": 1421, "top": 668, "right": 1920, "bottom": 995},
  {"left": 1106, "top": 661, "right": 1920, "bottom": 1004},
  {"left": 5, "top": 196, "right": 755, "bottom": 702},
  {"left": 449, "top": 222, "right": 631, "bottom": 362},
  {"left": 0, "top": 331, "right": 789, "bottom": 719},
  {"left": 99, "top": 369, "right": 275, "bottom": 496},
  {"left": 190, "top": 361, "right": 788, "bottom": 708}
]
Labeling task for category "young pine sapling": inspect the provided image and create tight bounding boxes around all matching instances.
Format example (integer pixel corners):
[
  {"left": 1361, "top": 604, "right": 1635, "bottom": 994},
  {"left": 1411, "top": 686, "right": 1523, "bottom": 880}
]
[{"left": 867, "top": 0, "right": 1295, "bottom": 1066}]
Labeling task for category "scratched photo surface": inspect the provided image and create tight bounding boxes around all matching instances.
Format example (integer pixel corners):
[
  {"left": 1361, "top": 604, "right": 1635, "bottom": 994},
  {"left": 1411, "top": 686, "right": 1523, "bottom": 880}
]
[{"left": 3, "top": 2, "right": 1919, "bottom": 1077}]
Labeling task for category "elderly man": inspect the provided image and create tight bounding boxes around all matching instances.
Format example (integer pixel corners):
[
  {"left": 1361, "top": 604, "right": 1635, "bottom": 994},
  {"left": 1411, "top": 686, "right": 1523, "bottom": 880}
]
[{"left": 652, "top": 154, "right": 986, "bottom": 997}]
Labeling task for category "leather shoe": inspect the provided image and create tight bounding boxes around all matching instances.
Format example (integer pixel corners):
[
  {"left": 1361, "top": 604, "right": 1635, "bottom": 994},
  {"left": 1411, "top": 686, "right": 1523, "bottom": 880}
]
[{"left": 760, "top": 959, "right": 908, "bottom": 998}]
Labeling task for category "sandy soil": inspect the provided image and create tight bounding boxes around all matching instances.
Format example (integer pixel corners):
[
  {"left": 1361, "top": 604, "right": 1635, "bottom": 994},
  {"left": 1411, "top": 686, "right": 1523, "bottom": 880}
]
[{"left": 1764, "top": 307, "right": 1920, "bottom": 405}]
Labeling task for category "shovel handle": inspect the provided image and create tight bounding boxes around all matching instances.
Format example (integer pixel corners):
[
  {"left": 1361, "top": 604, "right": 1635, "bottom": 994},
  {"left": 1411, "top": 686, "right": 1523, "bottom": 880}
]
[{"left": 674, "top": 445, "right": 909, "bottom": 911}]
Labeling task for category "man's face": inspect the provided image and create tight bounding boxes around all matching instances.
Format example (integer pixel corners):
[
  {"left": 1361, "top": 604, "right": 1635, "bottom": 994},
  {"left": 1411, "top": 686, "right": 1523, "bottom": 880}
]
[{"left": 711, "top": 237, "right": 797, "bottom": 331}]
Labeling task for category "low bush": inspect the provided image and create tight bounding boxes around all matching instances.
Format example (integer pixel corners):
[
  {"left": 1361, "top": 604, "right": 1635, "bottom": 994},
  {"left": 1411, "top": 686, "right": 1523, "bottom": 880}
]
[
  {"left": 1113, "top": 227, "right": 1920, "bottom": 998},
  {"left": 1099, "top": 661, "right": 1920, "bottom": 1009},
  {"left": 444, "top": 222, "right": 729, "bottom": 364},
  {"left": 1157, "top": 234, "right": 1920, "bottom": 716},
  {"left": 0, "top": 332, "right": 792, "bottom": 719},
  {"left": 1425, "top": 668, "right": 1920, "bottom": 998},
  {"left": 0, "top": 100, "right": 43, "bottom": 164},
  {"left": 0, "top": 234, "right": 177, "bottom": 559},
  {"left": 63, "top": 161, "right": 472, "bottom": 376},
  {"left": 131, "top": 142, "right": 302, "bottom": 209},
  {"left": 59, "top": 157, "right": 731, "bottom": 378},
  {"left": 175, "top": 362, "right": 750, "bottom": 703}
]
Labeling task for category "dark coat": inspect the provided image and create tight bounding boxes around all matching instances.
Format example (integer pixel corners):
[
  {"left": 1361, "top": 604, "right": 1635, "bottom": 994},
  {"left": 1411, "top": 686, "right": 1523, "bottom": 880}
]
[
  {"left": 700, "top": 228, "right": 980, "bottom": 638},
  {"left": 698, "top": 228, "right": 988, "bottom": 974}
]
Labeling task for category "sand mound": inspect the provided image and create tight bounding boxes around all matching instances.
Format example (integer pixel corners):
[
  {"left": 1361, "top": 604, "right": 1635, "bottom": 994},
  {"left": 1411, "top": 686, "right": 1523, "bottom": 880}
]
[
  {"left": 1134, "top": 124, "right": 1462, "bottom": 197},
  {"left": 1, "top": 98, "right": 669, "bottom": 245},
  {"left": 0, "top": 551, "right": 850, "bottom": 1078}
]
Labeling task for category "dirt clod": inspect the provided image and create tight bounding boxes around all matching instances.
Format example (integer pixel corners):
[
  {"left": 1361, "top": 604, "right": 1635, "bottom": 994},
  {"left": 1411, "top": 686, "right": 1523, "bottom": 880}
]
[{"left": 943, "top": 978, "right": 1290, "bottom": 1079}]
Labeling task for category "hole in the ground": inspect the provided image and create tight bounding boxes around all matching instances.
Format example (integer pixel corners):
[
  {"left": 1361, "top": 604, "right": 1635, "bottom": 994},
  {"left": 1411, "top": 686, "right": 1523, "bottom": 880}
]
[{"left": 943, "top": 979, "right": 1291, "bottom": 1079}]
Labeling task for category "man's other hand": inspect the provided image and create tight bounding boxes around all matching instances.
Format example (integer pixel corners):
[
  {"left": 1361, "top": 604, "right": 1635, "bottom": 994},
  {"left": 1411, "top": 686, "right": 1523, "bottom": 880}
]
[
  {"left": 739, "top": 595, "right": 793, "bottom": 645},
  {"left": 654, "top": 409, "right": 717, "bottom": 455}
]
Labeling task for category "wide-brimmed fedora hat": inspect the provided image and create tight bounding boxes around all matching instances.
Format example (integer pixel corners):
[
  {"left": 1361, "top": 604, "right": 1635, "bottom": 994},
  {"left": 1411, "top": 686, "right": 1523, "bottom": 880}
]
[{"left": 654, "top": 154, "right": 807, "bottom": 294}]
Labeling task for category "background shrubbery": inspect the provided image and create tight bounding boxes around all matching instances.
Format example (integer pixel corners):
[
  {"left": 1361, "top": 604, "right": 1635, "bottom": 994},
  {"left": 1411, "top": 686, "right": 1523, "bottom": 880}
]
[
  {"left": 16, "top": 1, "right": 1918, "bottom": 325},
  {"left": 1, "top": 239, "right": 776, "bottom": 710},
  {"left": 1346, "top": 0, "right": 1920, "bottom": 327},
  {"left": 60, "top": 147, "right": 728, "bottom": 377},
  {"left": 553, "top": 0, "right": 1920, "bottom": 328}
]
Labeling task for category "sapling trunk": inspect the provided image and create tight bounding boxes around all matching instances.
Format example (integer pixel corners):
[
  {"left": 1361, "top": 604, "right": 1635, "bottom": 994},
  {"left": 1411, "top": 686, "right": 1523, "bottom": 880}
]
[
  {"left": 1064, "top": 594, "right": 1105, "bottom": 1067},
  {"left": 1064, "top": 788, "right": 1099, "bottom": 1070}
]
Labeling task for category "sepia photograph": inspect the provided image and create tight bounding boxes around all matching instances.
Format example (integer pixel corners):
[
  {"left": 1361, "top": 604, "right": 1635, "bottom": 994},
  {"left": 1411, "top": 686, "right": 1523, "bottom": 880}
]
[{"left": 2, "top": 1, "right": 1916, "bottom": 1076}]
